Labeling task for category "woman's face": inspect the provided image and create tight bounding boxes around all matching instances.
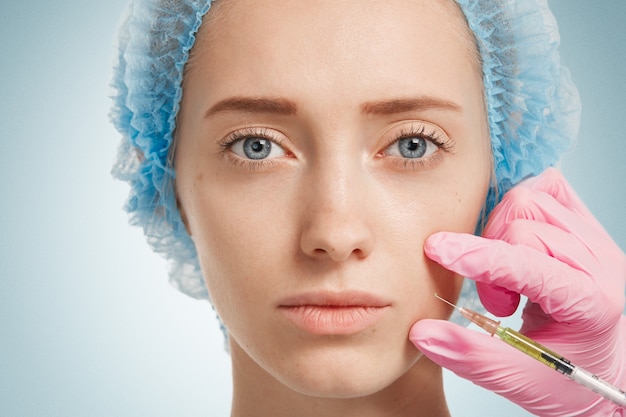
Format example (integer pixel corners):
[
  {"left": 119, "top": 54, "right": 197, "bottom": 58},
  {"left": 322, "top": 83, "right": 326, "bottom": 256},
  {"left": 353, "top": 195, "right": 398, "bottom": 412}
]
[{"left": 176, "top": 0, "right": 491, "bottom": 399}]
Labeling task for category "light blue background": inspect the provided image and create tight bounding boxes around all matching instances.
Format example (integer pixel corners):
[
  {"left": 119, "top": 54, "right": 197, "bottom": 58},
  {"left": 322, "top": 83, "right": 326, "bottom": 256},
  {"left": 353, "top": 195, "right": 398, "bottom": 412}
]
[{"left": 0, "top": 1, "right": 624, "bottom": 416}]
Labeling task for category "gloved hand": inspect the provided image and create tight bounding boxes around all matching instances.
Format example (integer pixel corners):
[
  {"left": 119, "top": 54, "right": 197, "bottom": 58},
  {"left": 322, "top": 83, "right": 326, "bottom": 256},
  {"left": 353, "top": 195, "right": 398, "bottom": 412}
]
[{"left": 409, "top": 168, "right": 626, "bottom": 416}]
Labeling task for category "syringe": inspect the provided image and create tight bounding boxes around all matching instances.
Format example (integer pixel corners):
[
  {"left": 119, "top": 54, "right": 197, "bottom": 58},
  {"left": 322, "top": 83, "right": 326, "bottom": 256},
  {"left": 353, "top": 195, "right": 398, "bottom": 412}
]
[{"left": 435, "top": 294, "right": 626, "bottom": 408}]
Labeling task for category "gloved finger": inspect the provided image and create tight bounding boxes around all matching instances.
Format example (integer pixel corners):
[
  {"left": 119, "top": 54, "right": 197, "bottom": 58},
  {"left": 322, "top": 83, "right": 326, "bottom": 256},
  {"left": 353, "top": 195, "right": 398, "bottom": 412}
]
[
  {"left": 424, "top": 232, "right": 598, "bottom": 325},
  {"left": 495, "top": 219, "right": 598, "bottom": 276},
  {"left": 518, "top": 167, "right": 599, "bottom": 226},
  {"left": 485, "top": 183, "right": 602, "bottom": 250},
  {"left": 476, "top": 218, "right": 598, "bottom": 317},
  {"left": 409, "top": 319, "right": 598, "bottom": 414},
  {"left": 518, "top": 301, "right": 620, "bottom": 361},
  {"left": 475, "top": 281, "right": 520, "bottom": 317},
  {"left": 503, "top": 221, "right": 626, "bottom": 333},
  {"left": 477, "top": 175, "right": 575, "bottom": 315},
  {"left": 476, "top": 176, "right": 608, "bottom": 316}
]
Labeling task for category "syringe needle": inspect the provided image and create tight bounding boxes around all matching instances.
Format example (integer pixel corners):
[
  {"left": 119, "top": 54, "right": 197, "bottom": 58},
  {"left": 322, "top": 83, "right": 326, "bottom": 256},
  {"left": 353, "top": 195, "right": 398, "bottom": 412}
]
[
  {"left": 434, "top": 293, "right": 499, "bottom": 335},
  {"left": 434, "top": 293, "right": 457, "bottom": 309}
]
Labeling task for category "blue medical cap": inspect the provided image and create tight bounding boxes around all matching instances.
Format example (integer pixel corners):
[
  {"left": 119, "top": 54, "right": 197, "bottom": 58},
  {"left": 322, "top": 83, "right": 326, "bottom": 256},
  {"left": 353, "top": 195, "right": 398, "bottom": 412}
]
[{"left": 110, "top": 0, "right": 581, "bottom": 319}]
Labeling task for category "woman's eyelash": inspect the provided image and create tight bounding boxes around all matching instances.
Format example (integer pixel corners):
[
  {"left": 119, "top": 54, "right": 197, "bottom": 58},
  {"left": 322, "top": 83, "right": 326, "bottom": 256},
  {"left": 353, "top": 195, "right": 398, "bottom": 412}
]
[
  {"left": 219, "top": 128, "right": 278, "bottom": 152},
  {"left": 394, "top": 125, "right": 455, "bottom": 153},
  {"left": 218, "top": 124, "right": 454, "bottom": 167}
]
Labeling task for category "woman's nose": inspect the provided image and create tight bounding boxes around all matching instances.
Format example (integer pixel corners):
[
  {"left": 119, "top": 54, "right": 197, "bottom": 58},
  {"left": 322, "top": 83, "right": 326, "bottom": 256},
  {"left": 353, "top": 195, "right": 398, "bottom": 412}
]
[{"left": 299, "top": 162, "right": 375, "bottom": 262}]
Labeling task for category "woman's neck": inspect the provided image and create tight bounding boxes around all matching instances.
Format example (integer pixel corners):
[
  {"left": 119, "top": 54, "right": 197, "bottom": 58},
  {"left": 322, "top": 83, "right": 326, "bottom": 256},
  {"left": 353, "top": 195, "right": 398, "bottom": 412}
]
[{"left": 228, "top": 342, "right": 451, "bottom": 417}]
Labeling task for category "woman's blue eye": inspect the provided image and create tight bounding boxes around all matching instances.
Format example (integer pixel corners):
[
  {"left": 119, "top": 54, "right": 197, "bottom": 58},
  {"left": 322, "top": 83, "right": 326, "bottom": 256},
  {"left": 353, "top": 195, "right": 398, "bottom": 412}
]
[
  {"left": 399, "top": 137, "right": 427, "bottom": 158},
  {"left": 386, "top": 136, "right": 438, "bottom": 159},
  {"left": 231, "top": 136, "right": 286, "bottom": 160},
  {"left": 243, "top": 137, "right": 271, "bottom": 159}
]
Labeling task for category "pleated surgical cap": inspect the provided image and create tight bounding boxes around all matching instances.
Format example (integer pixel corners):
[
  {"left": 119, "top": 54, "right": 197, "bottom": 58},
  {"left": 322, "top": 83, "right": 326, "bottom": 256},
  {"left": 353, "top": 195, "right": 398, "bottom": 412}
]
[{"left": 110, "top": 0, "right": 581, "bottom": 321}]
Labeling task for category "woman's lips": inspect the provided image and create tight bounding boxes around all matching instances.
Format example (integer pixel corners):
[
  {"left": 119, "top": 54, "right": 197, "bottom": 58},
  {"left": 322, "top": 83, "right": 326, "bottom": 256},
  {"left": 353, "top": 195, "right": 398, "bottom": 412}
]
[{"left": 278, "top": 291, "right": 391, "bottom": 335}]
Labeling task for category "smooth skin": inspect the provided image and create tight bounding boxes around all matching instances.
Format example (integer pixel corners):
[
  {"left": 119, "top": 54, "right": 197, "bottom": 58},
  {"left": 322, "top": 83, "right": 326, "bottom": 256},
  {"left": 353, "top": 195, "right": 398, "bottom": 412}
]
[{"left": 175, "top": 0, "right": 492, "bottom": 416}]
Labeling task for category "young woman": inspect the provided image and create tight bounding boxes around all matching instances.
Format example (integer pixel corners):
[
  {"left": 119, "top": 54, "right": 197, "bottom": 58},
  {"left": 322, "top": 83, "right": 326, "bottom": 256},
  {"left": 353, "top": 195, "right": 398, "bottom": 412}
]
[{"left": 110, "top": 0, "right": 626, "bottom": 415}]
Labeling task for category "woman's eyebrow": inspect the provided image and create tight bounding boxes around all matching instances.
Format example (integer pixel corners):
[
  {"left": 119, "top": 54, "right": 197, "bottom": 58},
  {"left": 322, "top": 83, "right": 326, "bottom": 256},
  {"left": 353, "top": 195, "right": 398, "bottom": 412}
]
[
  {"left": 204, "top": 96, "right": 461, "bottom": 118},
  {"left": 205, "top": 97, "right": 298, "bottom": 117},
  {"left": 360, "top": 97, "right": 462, "bottom": 115}
]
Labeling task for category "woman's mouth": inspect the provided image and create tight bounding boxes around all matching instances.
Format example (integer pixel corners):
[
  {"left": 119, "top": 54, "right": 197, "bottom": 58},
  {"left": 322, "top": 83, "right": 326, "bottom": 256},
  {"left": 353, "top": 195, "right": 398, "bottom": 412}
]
[{"left": 278, "top": 291, "right": 391, "bottom": 335}]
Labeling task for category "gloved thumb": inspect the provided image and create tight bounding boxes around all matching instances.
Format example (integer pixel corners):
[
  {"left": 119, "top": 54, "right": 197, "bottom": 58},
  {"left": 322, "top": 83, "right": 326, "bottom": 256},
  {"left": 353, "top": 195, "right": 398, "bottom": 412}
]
[
  {"left": 410, "top": 319, "right": 525, "bottom": 391},
  {"left": 409, "top": 319, "right": 581, "bottom": 415}
]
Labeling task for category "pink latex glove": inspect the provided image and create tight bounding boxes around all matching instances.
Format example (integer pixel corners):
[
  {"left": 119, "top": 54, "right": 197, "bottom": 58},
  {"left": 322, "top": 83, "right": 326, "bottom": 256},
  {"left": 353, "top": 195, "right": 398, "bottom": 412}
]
[{"left": 410, "top": 168, "right": 626, "bottom": 416}]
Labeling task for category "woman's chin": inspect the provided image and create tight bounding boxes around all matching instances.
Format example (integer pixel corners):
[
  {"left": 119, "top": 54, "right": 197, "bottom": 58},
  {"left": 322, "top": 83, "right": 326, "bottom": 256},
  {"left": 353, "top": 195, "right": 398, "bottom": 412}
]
[{"left": 266, "top": 342, "right": 424, "bottom": 399}]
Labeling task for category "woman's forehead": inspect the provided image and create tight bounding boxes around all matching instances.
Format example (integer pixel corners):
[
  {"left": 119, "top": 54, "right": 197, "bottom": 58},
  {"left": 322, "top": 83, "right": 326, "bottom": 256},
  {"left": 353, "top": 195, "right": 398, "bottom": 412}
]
[
  {"left": 194, "top": 0, "right": 477, "bottom": 64},
  {"left": 187, "top": 0, "right": 480, "bottom": 99}
]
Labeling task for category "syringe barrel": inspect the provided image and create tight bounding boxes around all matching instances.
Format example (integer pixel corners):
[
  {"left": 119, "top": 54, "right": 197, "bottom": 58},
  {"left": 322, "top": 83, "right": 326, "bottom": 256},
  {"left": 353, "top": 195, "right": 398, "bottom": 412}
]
[
  {"left": 496, "top": 327, "right": 573, "bottom": 374},
  {"left": 499, "top": 327, "right": 626, "bottom": 407}
]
